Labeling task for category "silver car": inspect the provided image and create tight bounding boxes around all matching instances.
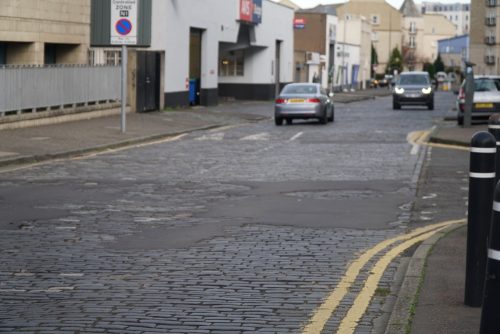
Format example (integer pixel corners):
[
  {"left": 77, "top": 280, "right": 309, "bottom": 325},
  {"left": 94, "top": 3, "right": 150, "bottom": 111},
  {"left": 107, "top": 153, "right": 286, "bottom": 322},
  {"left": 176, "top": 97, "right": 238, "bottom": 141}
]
[
  {"left": 457, "top": 75, "right": 500, "bottom": 125},
  {"left": 274, "top": 83, "right": 334, "bottom": 125}
]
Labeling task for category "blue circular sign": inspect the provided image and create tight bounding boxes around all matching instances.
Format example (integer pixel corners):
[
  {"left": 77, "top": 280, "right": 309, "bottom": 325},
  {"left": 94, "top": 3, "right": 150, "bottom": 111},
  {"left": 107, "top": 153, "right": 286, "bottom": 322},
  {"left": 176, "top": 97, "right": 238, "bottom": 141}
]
[{"left": 115, "top": 18, "right": 132, "bottom": 36}]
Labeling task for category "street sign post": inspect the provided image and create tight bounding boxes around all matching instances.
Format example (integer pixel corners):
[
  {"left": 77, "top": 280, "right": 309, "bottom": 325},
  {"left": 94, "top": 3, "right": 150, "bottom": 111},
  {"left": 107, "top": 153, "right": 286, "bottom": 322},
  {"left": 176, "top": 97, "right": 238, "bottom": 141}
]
[
  {"left": 463, "top": 61, "right": 475, "bottom": 128},
  {"left": 111, "top": 0, "right": 138, "bottom": 45},
  {"left": 110, "top": 0, "right": 138, "bottom": 133}
]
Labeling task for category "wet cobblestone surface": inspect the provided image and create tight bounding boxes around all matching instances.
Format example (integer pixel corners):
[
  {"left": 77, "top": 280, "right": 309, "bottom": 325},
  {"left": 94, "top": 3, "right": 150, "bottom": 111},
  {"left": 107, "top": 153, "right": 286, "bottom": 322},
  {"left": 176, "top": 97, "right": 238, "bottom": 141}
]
[{"left": 0, "top": 93, "right": 457, "bottom": 333}]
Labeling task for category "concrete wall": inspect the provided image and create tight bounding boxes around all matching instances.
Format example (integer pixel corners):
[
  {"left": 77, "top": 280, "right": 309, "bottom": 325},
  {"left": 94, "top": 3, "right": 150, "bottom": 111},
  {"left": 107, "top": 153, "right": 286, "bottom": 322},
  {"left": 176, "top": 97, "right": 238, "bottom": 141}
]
[
  {"left": 0, "top": 0, "right": 90, "bottom": 64},
  {"left": 421, "top": 14, "right": 456, "bottom": 63}
]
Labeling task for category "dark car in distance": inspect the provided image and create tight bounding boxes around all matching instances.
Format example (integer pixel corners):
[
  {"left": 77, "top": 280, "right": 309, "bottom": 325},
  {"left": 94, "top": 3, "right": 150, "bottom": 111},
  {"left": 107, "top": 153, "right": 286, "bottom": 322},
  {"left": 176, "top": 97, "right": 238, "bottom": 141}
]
[
  {"left": 274, "top": 83, "right": 334, "bottom": 125},
  {"left": 392, "top": 71, "right": 434, "bottom": 110}
]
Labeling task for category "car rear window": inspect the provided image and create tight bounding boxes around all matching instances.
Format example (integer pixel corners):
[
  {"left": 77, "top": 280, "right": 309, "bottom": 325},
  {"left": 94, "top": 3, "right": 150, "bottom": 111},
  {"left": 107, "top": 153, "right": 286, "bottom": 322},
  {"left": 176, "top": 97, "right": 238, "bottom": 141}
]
[
  {"left": 282, "top": 85, "right": 318, "bottom": 94},
  {"left": 398, "top": 75, "right": 430, "bottom": 85},
  {"left": 474, "top": 78, "right": 500, "bottom": 92}
]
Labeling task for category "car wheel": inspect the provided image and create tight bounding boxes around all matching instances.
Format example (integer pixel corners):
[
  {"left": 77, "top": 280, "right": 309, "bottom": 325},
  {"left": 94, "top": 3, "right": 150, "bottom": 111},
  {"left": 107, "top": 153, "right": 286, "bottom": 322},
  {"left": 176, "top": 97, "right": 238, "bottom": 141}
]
[
  {"left": 427, "top": 100, "right": 434, "bottom": 110},
  {"left": 275, "top": 117, "right": 283, "bottom": 126},
  {"left": 328, "top": 106, "right": 334, "bottom": 122},
  {"left": 393, "top": 100, "right": 401, "bottom": 110},
  {"left": 286, "top": 118, "right": 293, "bottom": 125},
  {"left": 319, "top": 112, "right": 328, "bottom": 125},
  {"left": 457, "top": 116, "right": 463, "bottom": 126}
]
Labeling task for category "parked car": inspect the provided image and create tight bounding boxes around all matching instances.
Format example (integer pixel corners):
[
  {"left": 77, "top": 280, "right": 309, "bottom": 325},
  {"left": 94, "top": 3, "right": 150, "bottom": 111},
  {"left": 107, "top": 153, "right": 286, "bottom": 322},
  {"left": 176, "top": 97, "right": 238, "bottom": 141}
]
[
  {"left": 274, "top": 83, "right": 334, "bottom": 125},
  {"left": 436, "top": 71, "right": 447, "bottom": 83},
  {"left": 379, "top": 74, "right": 393, "bottom": 87},
  {"left": 392, "top": 71, "right": 434, "bottom": 110},
  {"left": 456, "top": 75, "right": 500, "bottom": 125},
  {"left": 369, "top": 78, "right": 379, "bottom": 88}
]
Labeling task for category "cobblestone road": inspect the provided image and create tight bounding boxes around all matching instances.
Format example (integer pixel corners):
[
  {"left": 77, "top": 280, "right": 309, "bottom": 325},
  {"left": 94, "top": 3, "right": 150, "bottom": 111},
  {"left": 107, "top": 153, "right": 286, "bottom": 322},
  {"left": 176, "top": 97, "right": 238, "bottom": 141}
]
[{"left": 0, "top": 92, "right": 458, "bottom": 333}]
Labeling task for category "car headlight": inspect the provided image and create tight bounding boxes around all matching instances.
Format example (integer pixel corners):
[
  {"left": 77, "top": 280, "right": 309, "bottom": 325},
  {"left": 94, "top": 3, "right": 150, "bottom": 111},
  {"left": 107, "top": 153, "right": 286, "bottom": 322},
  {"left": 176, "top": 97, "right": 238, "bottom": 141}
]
[
  {"left": 395, "top": 87, "right": 405, "bottom": 94},
  {"left": 421, "top": 87, "right": 432, "bottom": 94}
]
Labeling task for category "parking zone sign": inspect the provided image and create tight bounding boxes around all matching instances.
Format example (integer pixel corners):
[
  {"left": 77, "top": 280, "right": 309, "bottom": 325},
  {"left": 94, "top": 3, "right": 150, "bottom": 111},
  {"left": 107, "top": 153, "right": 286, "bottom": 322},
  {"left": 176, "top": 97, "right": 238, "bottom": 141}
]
[{"left": 111, "top": 0, "right": 138, "bottom": 45}]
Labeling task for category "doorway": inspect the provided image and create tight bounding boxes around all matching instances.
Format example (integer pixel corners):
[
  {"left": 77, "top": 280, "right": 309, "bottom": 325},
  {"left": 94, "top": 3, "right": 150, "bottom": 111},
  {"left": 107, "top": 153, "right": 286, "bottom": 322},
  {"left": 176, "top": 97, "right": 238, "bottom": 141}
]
[
  {"left": 136, "top": 51, "right": 161, "bottom": 112},
  {"left": 189, "top": 28, "right": 203, "bottom": 105},
  {"left": 275, "top": 40, "right": 282, "bottom": 97}
]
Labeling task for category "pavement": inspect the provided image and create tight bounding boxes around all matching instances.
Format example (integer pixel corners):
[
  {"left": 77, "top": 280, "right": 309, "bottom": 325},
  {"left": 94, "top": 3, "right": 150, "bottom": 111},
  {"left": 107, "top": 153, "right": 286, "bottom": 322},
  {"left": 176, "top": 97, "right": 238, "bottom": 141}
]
[{"left": 0, "top": 88, "right": 489, "bottom": 333}]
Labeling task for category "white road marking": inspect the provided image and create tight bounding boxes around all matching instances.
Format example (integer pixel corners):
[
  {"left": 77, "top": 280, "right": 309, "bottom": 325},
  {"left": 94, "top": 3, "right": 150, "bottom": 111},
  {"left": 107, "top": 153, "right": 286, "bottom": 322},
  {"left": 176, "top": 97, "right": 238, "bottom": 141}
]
[
  {"left": 195, "top": 132, "right": 225, "bottom": 141},
  {"left": 289, "top": 132, "right": 304, "bottom": 141},
  {"left": 241, "top": 132, "right": 270, "bottom": 141}
]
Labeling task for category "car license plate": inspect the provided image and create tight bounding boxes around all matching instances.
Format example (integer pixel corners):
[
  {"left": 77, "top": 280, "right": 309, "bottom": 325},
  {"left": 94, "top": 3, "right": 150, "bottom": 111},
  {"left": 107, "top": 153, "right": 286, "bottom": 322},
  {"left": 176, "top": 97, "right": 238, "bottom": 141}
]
[
  {"left": 288, "top": 99, "right": 305, "bottom": 103},
  {"left": 407, "top": 94, "right": 419, "bottom": 98},
  {"left": 475, "top": 103, "right": 494, "bottom": 108}
]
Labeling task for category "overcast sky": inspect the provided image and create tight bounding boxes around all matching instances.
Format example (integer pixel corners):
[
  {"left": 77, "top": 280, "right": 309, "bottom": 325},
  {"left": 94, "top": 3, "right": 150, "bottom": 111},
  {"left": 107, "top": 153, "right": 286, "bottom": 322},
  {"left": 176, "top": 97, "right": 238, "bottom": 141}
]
[{"left": 283, "top": 0, "right": 470, "bottom": 10}]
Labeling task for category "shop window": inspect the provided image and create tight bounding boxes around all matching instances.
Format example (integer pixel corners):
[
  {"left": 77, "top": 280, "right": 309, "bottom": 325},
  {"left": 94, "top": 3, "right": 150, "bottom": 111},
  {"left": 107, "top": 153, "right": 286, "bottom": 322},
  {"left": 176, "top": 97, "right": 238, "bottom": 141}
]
[{"left": 219, "top": 50, "right": 244, "bottom": 77}]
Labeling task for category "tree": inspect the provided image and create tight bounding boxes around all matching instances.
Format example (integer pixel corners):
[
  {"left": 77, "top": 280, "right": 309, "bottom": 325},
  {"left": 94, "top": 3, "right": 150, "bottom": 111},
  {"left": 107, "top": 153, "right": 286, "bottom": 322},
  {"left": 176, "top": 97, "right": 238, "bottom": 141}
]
[
  {"left": 433, "top": 53, "right": 445, "bottom": 73},
  {"left": 423, "top": 62, "right": 435, "bottom": 79},
  {"left": 387, "top": 47, "right": 403, "bottom": 75}
]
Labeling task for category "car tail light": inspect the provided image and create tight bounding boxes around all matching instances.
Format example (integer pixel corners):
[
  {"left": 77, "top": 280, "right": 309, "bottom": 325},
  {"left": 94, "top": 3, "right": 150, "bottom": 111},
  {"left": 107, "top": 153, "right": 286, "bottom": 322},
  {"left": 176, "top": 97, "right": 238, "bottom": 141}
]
[
  {"left": 275, "top": 98, "right": 286, "bottom": 104},
  {"left": 307, "top": 98, "right": 321, "bottom": 103}
]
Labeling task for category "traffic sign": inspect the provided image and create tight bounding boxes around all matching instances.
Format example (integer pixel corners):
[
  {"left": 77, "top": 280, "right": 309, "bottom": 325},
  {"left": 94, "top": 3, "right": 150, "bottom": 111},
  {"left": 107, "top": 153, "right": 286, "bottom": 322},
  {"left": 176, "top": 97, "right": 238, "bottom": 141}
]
[{"left": 111, "top": 0, "right": 137, "bottom": 45}]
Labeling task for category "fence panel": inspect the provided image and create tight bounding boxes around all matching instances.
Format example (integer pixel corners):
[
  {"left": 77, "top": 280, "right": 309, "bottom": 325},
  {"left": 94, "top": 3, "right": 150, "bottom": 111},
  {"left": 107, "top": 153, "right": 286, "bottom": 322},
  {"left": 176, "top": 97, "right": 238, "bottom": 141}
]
[{"left": 0, "top": 65, "right": 120, "bottom": 113}]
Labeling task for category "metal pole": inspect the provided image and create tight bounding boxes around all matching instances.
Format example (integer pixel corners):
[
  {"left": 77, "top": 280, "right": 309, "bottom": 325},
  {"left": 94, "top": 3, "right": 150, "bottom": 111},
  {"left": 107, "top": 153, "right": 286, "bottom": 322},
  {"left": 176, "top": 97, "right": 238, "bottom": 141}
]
[
  {"left": 480, "top": 181, "right": 500, "bottom": 333},
  {"left": 464, "top": 131, "right": 496, "bottom": 307},
  {"left": 121, "top": 44, "right": 127, "bottom": 133},
  {"left": 463, "top": 61, "right": 475, "bottom": 128}
]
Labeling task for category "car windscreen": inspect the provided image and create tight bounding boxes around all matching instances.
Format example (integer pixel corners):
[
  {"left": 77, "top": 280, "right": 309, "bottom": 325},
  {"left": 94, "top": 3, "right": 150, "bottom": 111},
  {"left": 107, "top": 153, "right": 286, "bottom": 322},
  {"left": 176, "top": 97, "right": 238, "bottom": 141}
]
[
  {"left": 474, "top": 78, "right": 500, "bottom": 92},
  {"left": 398, "top": 75, "right": 430, "bottom": 85},
  {"left": 282, "top": 85, "right": 318, "bottom": 95}
]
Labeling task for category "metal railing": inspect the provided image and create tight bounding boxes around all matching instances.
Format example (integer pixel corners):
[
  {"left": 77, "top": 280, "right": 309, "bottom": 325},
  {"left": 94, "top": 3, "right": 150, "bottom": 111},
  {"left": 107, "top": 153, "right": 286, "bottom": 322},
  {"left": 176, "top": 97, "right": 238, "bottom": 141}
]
[{"left": 0, "top": 64, "right": 120, "bottom": 116}]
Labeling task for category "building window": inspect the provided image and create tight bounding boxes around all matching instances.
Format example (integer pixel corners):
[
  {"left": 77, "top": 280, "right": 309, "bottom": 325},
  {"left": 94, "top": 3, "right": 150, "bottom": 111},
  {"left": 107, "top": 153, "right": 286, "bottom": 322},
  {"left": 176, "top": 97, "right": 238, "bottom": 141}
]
[
  {"left": 372, "top": 31, "right": 378, "bottom": 41},
  {"left": 0, "top": 43, "right": 6, "bottom": 65},
  {"left": 105, "top": 50, "right": 121, "bottom": 66},
  {"left": 44, "top": 44, "right": 56, "bottom": 65},
  {"left": 371, "top": 15, "right": 380, "bottom": 25},
  {"left": 410, "top": 22, "right": 416, "bottom": 33},
  {"left": 219, "top": 50, "right": 244, "bottom": 77},
  {"left": 409, "top": 36, "right": 416, "bottom": 48}
]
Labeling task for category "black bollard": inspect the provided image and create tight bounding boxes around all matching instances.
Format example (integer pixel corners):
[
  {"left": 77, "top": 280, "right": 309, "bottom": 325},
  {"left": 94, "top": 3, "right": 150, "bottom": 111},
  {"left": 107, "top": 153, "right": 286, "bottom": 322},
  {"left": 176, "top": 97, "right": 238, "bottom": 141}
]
[
  {"left": 465, "top": 131, "right": 497, "bottom": 307},
  {"left": 480, "top": 181, "right": 500, "bottom": 333},
  {"left": 488, "top": 114, "right": 500, "bottom": 186}
]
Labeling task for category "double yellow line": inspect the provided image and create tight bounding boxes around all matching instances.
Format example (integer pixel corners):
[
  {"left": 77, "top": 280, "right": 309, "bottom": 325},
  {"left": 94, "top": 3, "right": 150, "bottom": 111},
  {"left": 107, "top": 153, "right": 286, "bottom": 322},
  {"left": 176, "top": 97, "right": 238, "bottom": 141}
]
[
  {"left": 302, "top": 219, "right": 465, "bottom": 334},
  {"left": 407, "top": 128, "right": 469, "bottom": 152}
]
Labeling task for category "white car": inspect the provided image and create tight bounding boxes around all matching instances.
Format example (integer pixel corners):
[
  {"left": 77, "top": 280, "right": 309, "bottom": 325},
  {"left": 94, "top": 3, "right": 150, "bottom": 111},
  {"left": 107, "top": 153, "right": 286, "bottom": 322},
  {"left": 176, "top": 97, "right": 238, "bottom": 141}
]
[{"left": 457, "top": 75, "right": 500, "bottom": 125}]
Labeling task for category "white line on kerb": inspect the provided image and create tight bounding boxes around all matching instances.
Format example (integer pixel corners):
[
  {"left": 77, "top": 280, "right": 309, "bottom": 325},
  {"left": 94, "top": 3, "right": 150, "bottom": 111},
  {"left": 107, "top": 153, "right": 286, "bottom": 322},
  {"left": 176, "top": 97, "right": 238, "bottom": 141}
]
[
  {"left": 470, "top": 147, "right": 497, "bottom": 153},
  {"left": 470, "top": 172, "right": 496, "bottom": 179},
  {"left": 489, "top": 248, "right": 500, "bottom": 261},
  {"left": 289, "top": 132, "right": 303, "bottom": 141}
]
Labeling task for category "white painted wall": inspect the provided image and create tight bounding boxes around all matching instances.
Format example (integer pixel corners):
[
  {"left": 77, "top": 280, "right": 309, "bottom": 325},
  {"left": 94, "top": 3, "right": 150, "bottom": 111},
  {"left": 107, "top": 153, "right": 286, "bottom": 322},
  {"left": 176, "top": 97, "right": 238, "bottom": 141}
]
[
  {"left": 335, "top": 19, "right": 361, "bottom": 89},
  {"left": 151, "top": 0, "right": 293, "bottom": 94}
]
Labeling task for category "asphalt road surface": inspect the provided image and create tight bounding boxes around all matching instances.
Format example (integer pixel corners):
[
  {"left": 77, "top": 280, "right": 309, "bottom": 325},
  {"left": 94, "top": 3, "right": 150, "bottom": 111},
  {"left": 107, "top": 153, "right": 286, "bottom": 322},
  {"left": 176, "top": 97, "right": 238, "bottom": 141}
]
[{"left": 0, "top": 92, "right": 464, "bottom": 333}]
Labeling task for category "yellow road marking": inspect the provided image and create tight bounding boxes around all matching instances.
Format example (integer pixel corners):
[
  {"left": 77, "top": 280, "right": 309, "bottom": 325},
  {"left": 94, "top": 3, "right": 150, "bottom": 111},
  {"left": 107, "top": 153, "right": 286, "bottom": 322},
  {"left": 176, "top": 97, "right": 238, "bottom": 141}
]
[
  {"left": 336, "top": 222, "right": 464, "bottom": 333},
  {"left": 407, "top": 128, "right": 469, "bottom": 152},
  {"left": 302, "top": 219, "right": 465, "bottom": 334},
  {"left": 426, "top": 141, "right": 469, "bottom": 151}
]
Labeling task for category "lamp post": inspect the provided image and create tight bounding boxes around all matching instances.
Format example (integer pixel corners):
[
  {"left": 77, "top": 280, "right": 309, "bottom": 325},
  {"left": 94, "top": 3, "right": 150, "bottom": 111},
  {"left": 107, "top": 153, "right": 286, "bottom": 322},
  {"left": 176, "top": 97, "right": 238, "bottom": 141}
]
[{"left": 463, "top": 61, "right": 475, "bottom": 128}]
